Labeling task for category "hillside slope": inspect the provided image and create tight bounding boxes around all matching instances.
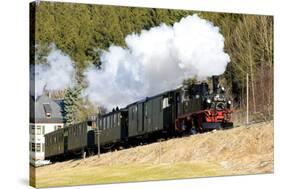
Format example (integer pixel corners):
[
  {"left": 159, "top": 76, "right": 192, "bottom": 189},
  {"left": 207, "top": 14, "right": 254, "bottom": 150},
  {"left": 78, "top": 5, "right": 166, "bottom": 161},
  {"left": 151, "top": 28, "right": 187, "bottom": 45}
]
[{"left": 35, "top": 121, "right": 273, "bottom": 187}]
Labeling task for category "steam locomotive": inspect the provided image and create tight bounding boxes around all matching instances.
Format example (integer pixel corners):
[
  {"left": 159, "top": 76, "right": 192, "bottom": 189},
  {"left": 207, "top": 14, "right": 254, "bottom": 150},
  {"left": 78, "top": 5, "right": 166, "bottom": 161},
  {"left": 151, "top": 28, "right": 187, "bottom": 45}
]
[{"left": 45, "top": 75, "right": 233, "bottom": 160}]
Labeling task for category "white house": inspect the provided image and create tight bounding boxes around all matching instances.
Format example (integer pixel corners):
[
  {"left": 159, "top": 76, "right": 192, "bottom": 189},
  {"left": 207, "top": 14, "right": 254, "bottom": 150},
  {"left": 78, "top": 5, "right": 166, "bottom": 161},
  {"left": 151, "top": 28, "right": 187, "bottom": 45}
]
[{"left": 30, "top": 95, "right": 64, "bottom": 163}]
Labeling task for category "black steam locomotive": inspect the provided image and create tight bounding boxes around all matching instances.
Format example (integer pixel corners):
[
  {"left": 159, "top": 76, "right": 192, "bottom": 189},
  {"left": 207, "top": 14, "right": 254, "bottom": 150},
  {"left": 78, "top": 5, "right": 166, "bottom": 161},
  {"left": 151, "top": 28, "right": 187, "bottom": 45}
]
[{"left": 45, "top": 76, "right": 233, "bottom": 160}]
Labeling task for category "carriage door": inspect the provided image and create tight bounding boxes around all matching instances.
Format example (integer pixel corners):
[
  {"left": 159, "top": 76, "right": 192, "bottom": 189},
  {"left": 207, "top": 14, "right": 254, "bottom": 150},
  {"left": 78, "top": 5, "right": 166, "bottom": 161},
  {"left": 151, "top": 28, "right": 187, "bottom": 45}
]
[
  {"left": 176, "top": 92, "right": 181, "bottom": 117},
  {"left": 137, "top": 103, "right": 144, "bottom": 132}
]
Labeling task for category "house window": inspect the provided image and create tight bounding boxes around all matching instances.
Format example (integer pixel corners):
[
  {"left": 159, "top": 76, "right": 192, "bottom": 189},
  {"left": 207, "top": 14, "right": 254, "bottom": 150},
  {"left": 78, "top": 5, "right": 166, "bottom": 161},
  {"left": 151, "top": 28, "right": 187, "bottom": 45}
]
[
  {"left": 42, "top": 143, "right": 45, "bottom": 152},
  {"left": 36, "top": 143, "right": 41, "bottom": 152},
  {"left": 30, "top": 125, "right": 35, "bottom": 135},
  {"left": 36, "top": 126, "right": 42, "bottom": 135},
  {"left": 31, "top": 143, "right": 35, "bottom": 152}
]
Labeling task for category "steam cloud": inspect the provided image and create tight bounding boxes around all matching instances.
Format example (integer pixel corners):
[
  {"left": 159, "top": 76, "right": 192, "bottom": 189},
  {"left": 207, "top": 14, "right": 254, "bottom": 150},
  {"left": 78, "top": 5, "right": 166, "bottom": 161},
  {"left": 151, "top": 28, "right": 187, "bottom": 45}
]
[
  {"left": 31, "top": 44, "right": 76, "bottom": 98},
  {"left": 83, "top": 14, "right": 230, "bottom": 110}
]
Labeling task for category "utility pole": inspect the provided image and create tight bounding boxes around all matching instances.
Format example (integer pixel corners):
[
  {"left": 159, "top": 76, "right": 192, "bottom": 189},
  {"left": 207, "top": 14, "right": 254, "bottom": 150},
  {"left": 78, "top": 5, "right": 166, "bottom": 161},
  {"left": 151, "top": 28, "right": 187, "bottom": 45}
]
[{"left": 96, "top": 129, "right": 101, "bottom": 158}]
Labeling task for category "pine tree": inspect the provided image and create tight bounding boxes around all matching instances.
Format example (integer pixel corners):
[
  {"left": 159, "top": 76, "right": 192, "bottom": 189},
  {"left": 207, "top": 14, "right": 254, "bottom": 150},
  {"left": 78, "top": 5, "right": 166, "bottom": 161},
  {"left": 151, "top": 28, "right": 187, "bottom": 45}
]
[{"left": 64, "top": 87, "right": 81, "bottom": 126}]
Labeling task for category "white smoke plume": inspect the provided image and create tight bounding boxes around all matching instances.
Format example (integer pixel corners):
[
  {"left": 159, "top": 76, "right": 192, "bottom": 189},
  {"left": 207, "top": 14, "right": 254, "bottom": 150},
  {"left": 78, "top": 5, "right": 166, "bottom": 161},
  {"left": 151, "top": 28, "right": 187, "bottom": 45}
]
[
  {"left": 83, "top": 14, "right": 230, "bottom": 110},
  {"left": 30, "top": 44, "right": 76, "bottom": 99}
]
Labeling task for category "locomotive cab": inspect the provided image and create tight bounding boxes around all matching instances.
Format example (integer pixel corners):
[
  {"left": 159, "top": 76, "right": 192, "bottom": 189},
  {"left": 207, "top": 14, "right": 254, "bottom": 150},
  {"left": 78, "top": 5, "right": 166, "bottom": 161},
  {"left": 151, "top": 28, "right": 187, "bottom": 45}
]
[{"left": 179, "top": 82, "right": 209, "bottom": 115}]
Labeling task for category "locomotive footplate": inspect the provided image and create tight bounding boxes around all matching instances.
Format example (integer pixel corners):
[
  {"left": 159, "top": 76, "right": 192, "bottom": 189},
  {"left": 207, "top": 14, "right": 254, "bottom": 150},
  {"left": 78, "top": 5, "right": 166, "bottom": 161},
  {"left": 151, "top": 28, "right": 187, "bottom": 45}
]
[
  {"left": 222, "top": 122, "right": 234, "bottom": 129},
  {"left": 202, "top": 122, "right": 233, "bottom": 130}
]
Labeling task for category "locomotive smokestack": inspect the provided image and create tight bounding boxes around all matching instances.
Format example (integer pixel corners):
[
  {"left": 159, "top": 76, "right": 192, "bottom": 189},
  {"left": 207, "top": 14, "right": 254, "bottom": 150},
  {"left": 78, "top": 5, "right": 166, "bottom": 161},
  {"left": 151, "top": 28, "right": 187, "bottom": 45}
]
[{"left": 212, "top": 75, "right": 219, "bottom": 93}]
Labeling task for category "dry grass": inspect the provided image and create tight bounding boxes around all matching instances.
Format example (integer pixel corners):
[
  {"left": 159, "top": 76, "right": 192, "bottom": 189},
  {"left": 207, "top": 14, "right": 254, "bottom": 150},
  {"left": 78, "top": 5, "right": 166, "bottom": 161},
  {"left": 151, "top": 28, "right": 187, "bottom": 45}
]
[
  {"left": 35, "top": 161, "right": 230, "bottom": 188},
  {"left": 33, "top": 121, "right": 273, "bottom": 188}
]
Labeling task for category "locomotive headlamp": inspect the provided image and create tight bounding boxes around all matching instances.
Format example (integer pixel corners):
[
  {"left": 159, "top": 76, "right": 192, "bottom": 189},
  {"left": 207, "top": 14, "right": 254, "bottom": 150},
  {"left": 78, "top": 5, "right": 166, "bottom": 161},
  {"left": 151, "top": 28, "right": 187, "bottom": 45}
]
[
  {"left": 207, "top": 99, "right": 211, "bottom": 104},
  {"left": 227, "top": 100, "right": 232, "bottom": 109}
]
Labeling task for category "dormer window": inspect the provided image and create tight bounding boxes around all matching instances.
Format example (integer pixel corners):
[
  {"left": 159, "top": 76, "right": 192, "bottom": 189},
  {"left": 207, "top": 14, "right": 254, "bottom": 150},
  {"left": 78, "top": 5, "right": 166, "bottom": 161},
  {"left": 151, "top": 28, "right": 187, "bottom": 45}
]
[{"left": 43, "top": 103, "right": 52, "bottom": 118}]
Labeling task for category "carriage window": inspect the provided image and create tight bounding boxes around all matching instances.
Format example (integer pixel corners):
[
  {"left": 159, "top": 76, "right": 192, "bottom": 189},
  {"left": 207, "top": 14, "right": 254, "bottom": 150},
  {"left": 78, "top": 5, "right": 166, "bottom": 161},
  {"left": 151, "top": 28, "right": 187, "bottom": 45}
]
[
  {"left": 144, "top": 104, "right": 148, "bottom": 117},
  {"left": 182, "top": 90, "right": 189, "bottom": 101},
  {"left": 107, "top": 117, "right": 110, "bottom": 129},
  {"left": 107, "top": 117, "right": 109, "bottom": 129},
  {"left": 113, "top": 114, "right": 116, "bottom": 127},
  {"left": 132, "top": 106, "right": 137, "bottom": 120},
  {"left": 162, "top": 97, "right": 169, "bottom": 109},
  {"left": 99, "top": 119, "right": 102, "bottom": 130},
  {"left": 118, "top": 113, "right": 120, "bottom": 126},
  {"left": 115, "top": 114, "right": 118, "bottom": 127}
]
